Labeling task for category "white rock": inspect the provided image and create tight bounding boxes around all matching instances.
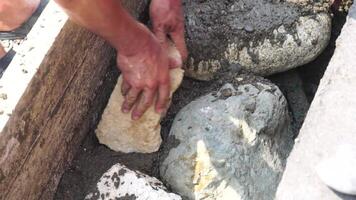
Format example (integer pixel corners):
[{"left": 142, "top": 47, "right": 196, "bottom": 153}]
[
  {"left": 96, "top": 45, "right": 184, "bottom": 153},
  {"left": 183, "top": 0, "right": 331, "bottom": 80},
  {"left": 85, "top": 163, "right": 182, "bottom": 200},
  {"left": 276, "top": 3, "right": 356, "bottom": 199},
  {"left": 160, "top": 78, "right": 293, "bottom": 200},
  {"left": 317, "top": 144, "right": 356, "bottom": 195}
]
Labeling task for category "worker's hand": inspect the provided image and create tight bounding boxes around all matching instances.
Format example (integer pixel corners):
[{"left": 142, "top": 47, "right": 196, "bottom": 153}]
[
  {"left": 117, "top": 25, "right": 173, "bottom": 120},
  {"left": 150, "top": 0, "right": 188, "bottom": 62}
]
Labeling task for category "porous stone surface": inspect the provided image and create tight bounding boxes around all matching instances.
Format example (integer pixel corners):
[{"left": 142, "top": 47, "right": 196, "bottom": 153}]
[
  {"left": 96, "top": 45, "right": 184, "bottom": 153},
  {"left": 183, "top": 0, "right": 332, "bottom": 80},
  {"left": 160, "top": 75, "right": 294, "bottom": 200},
  {"left": 276, "top": 3, "right": 356, "bottom": 199},
  {"left": 85, "top": 163, "right": 182, "bottom": 200}
]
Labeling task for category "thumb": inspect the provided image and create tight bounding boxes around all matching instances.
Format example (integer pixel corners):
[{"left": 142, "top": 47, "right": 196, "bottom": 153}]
[
  {"left": 167, "top": 42, "right": 183, "bottom": 68},
  {"left": 168, "top": 56, "right": 182, "bottom": 69},
  {"left": 170, "top": 28, "right": 188, "bottom": 62},
  {"left": 153, "top": 26, "right": 168, "bottom": 49},
  {"left": 154, "top": 27, "right": 182, "bottom": 68}
]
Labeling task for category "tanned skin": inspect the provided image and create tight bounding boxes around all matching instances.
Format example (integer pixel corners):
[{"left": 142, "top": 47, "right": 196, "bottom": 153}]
[
  {"left": 0, "top": 0, "right": 41, "bottom": 58},
  {"left": 54, "top": 0, "right": 187, "bottom": 120},
  {"left": 0, "top": 0, "right": 40, "bottom": 31}
]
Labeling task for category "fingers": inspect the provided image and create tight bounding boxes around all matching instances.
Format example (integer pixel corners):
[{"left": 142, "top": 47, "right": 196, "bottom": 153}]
[
  {"left": 170, "top": 27, "right": 188, "bottom": 62},
  {"left": 122, "top": 87, "right": 141, "bottom": 113},
  {"left": 131, "top": 88, "right": 155, "bottom": 120},
  {"left": 121, "top": 80, "right": 131, "bottom": 96},
  {"left": 123, "top": 84, "right": 169, "bottom": 120},
  {"left": 155, "top": 82, "right": 171, "bottom": 114},
  {"left": 153, "top": 26, "right": 168, "bottom": 49},
  {"left": 168, "top": 56, "right": 182, "bottom": 69}
]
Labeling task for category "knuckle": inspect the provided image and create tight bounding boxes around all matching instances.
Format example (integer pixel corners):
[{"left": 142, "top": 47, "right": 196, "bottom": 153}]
[
  {"left": 145, "top": 80, "right": 158, "bottom": 89},
  {"left": 143, "top": 96, "right": 154, "bottom": 107},
  {"left": 130, "top": 81, "right": 143, "bottom": 88},
  {"left": 126, "top": 95, "right": 137, "bottom": 103},
  {"left": 142, "top": 101, "right": 152, "bottom": 108}
]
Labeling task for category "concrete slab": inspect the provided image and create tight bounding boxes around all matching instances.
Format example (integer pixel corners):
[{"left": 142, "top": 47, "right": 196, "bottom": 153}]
[{"left": 276, "top": 3, "right": 356, "bottom": 200}]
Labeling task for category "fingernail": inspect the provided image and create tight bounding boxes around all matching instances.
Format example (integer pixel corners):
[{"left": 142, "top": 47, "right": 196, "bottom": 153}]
[
  {"left": 156, "top": 107, "right": 163, "bottom": 114},
  {"left": 122, "top": 107, "right": 130, "bottom": 113},
  {"left": 132, "top": 114, "right": 140, "bottom": 120}
]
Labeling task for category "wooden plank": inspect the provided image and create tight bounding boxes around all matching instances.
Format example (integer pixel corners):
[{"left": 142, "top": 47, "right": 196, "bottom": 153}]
[{"left": 0, "top": 1, "right": 148, "bottom": 199}]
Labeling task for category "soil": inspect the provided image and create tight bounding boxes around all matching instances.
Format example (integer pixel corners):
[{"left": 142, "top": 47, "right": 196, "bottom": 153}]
[{"left": 54, "top": 4, "right": 350, "bottom": 200}]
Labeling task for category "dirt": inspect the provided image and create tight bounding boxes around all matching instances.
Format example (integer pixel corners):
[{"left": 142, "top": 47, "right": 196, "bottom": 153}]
[
  {"left": 54, "top": 74, "right": 212, "bottom": 199},
  {"left": 54, "top": 4, "right": 350, "bottom": 200}
]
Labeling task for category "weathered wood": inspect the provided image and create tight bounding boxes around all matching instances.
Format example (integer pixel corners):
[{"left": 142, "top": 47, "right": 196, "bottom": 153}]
[{"left": 0, "top": 1, "right": 148, "bottom": 199}]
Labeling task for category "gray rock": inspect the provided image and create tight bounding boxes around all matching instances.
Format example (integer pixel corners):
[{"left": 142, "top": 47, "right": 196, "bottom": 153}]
[
  {"left": 86, "top": 163, "right": 181, "bottom": 200},
  {"left": 160, "top": 76, "right": 294, "bottom": 200},
  {"left": 183, "top": 0, "right": 331, "bottom": 80},
  {"left": 270, "top": 69, "right": 310, "bottom": 133}
]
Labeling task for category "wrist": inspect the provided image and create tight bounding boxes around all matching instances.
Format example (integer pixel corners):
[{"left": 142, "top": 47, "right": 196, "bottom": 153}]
[{"left": 114, "top": 22, "right": 156, "bottom": 57}]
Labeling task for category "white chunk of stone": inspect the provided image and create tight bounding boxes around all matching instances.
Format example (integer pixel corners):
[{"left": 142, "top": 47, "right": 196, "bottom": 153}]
[
  {"left": 85, "top": 163, "right": 182, "bottom": 200},
  {"left": 276, "top": 2, "right": 356, "bottom": 199},
  {"left": 160, "top": 78, "right": 293, "bottom": 200},
  {"left": 96, "top": 45, "right": 184, "bottom": 153}
]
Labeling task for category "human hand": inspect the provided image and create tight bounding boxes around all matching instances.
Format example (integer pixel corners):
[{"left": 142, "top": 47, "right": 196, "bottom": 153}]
[
  {"left": 150, "top": 0, "right": 188, "bottom": 62},
  {"left": 117, "top": 24, "right": 175, "bottom": 120}
]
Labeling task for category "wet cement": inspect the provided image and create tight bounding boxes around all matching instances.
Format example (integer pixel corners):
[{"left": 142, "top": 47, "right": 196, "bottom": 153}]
[{"left": 183, "top": 0, "right": 328, "bottom": 67}]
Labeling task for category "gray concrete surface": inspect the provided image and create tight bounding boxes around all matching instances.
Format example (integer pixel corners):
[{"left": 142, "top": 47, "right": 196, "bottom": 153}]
[{"left": 276, "top": 2, "right": 356, "bottom": 200}]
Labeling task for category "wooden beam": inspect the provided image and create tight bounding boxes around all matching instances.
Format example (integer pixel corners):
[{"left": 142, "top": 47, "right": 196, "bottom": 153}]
[{"left": 0, "top": 1, "right": 148, "bottom": 199}]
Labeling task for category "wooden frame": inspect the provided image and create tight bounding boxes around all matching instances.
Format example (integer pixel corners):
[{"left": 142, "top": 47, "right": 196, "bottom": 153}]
[{"left": 0, "top": 1, "right": 148, "bottom": 199}]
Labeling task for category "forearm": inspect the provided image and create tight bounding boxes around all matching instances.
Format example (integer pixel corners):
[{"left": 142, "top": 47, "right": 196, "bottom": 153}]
[{"left": 55, "top": 0, "right": 150, "bottom": 55}]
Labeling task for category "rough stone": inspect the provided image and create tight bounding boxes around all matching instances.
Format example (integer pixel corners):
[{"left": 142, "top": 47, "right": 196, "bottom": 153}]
[
  {"left": 160, "top": 76, "right": 294, "bottom": 200},
  {"left": 269, "top": 69, "right": 310, "bottom": 133},
  {"left": 276, "top": 3, "right": 356, "bottom": 199},
  {"left": 85, "top": 163, "right": 182, "bottom": 200},
  {"left": 183, "top": 0, "right": 331, "bottom": 80},
  {"left": 96, "top": 46, "right": 184, "bottom": 153}
]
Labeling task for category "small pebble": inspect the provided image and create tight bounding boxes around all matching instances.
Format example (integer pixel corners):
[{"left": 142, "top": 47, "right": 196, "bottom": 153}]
[
  {"left": 221, "top": 88, "right": 233, "bottom": 98},
  {"left": 236, "top": 77, "right": 244, "bottom": 82},
  {"left": 22, "top": 69, "right": 28, "bottom": 74}
]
